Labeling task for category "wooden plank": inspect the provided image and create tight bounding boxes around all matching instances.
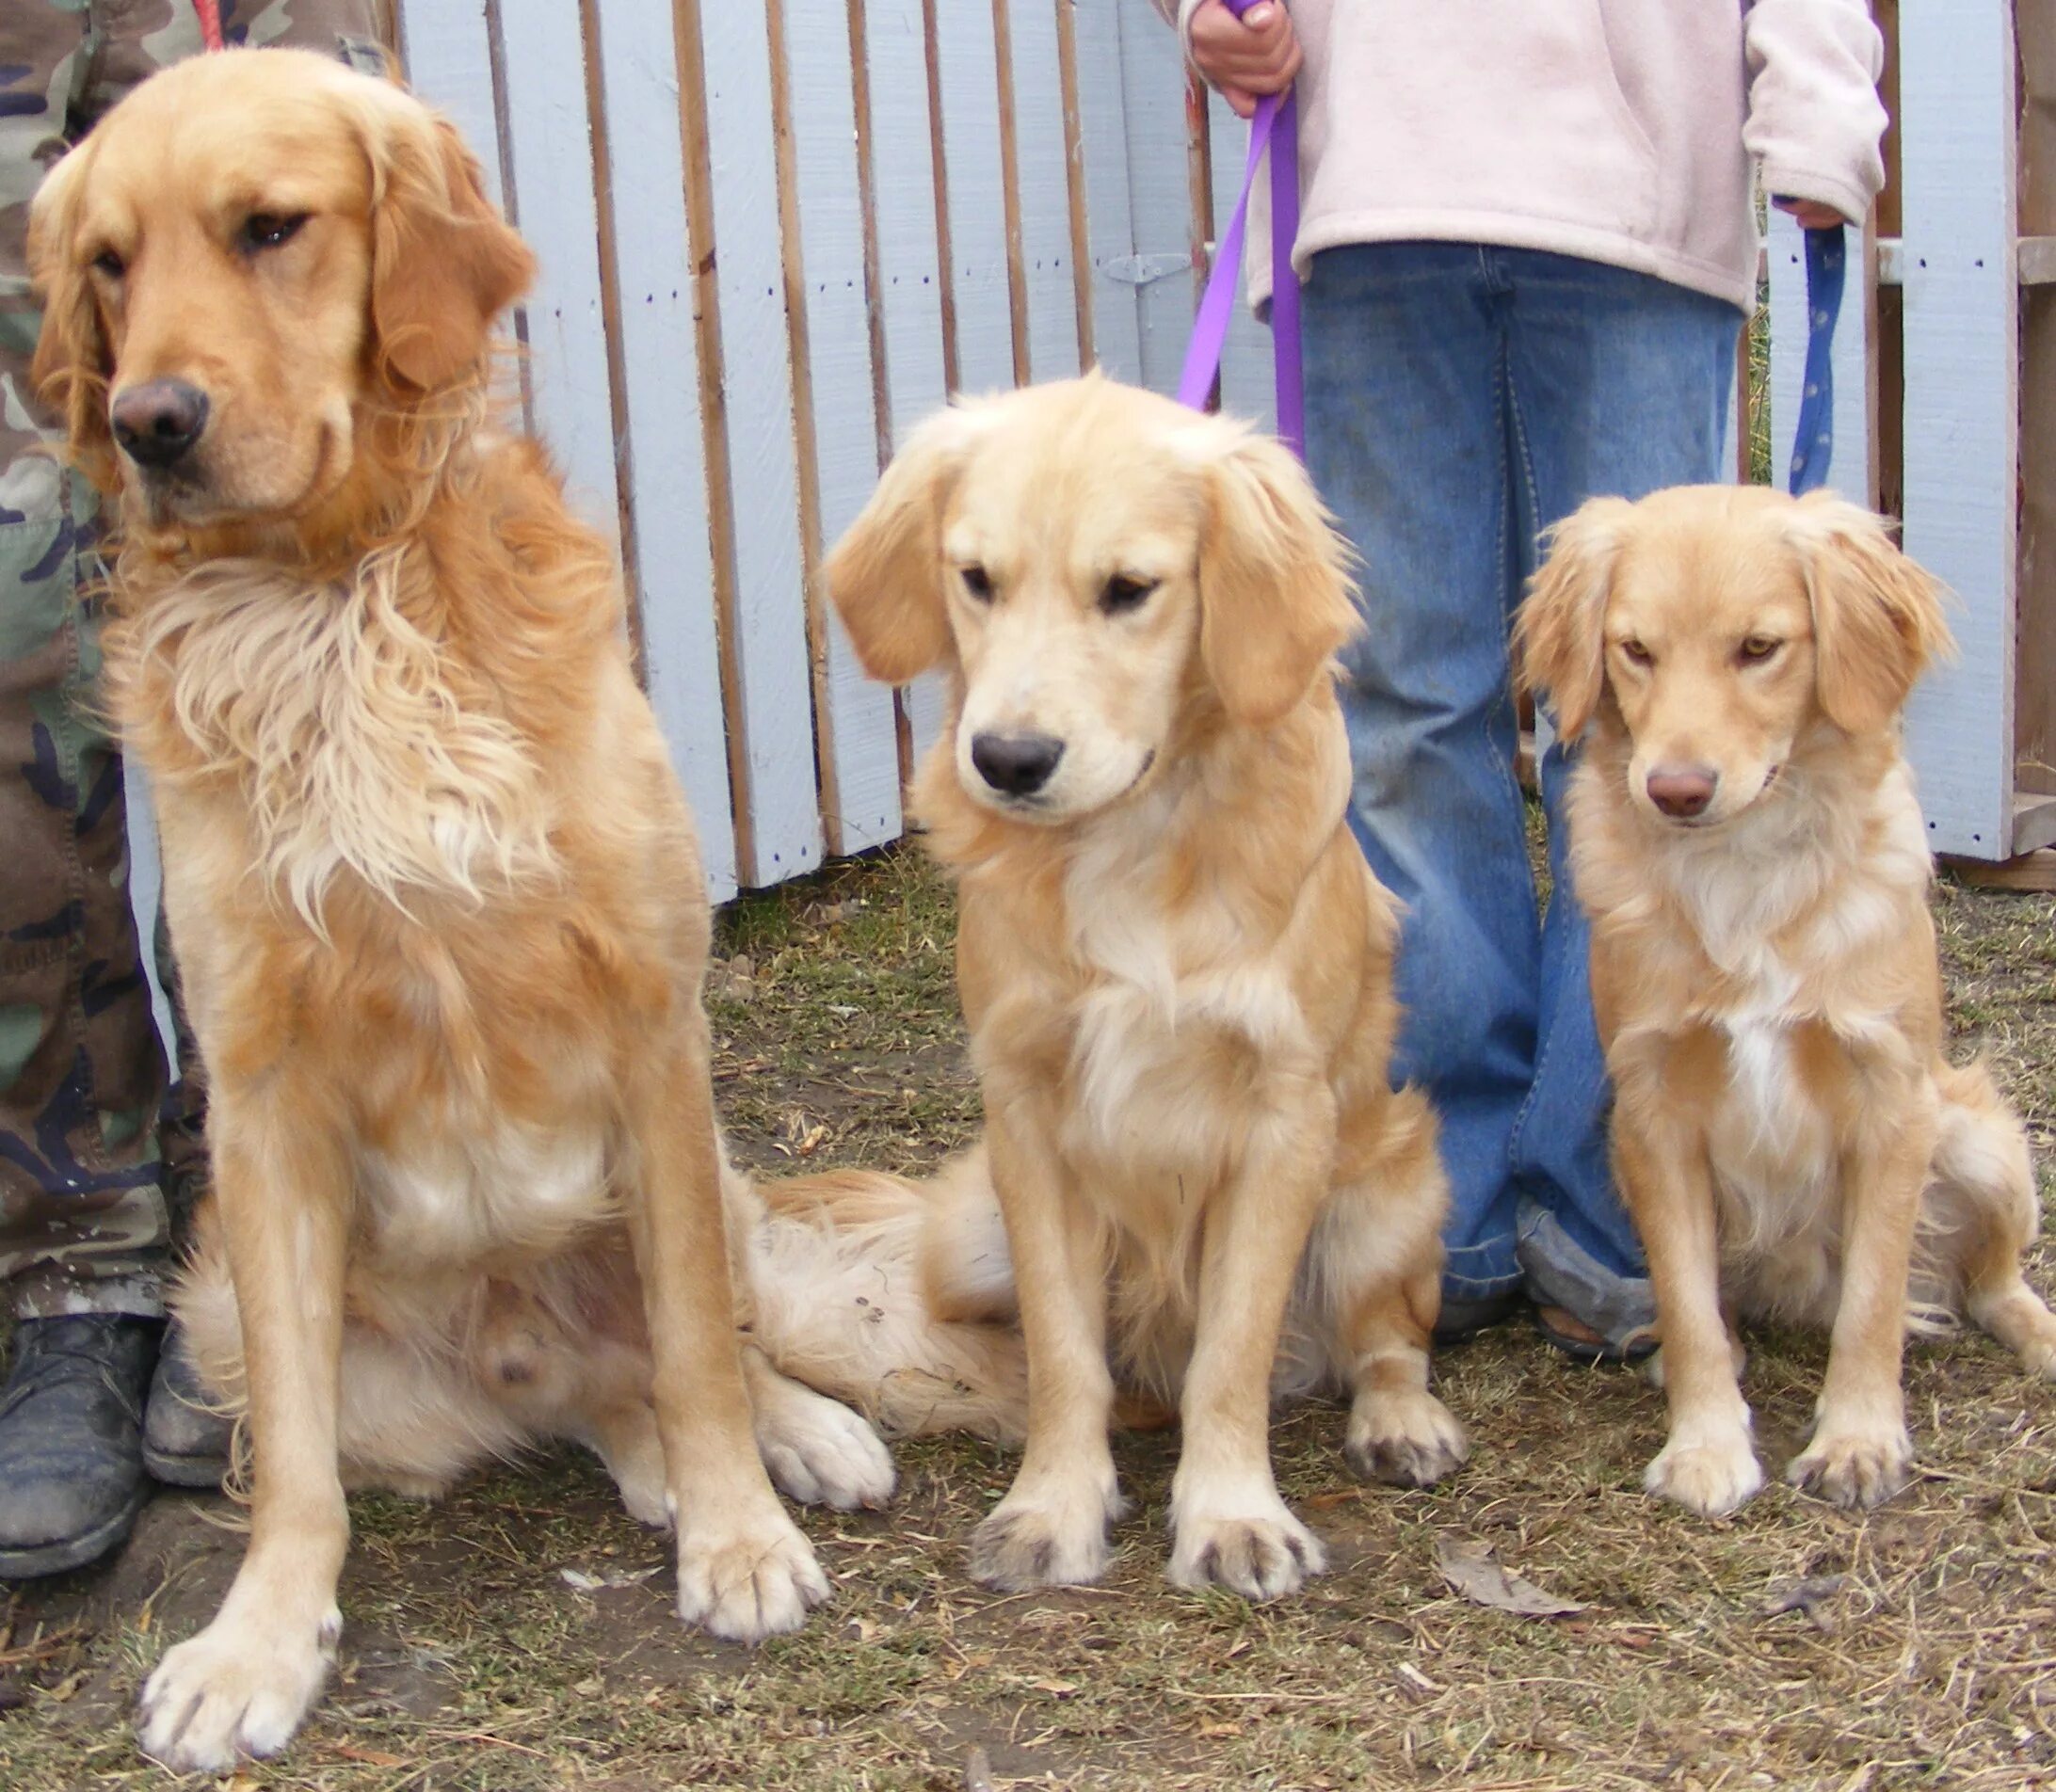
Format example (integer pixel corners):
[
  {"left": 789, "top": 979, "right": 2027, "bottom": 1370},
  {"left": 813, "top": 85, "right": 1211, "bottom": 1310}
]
[
  {"left": 1116, "top": 0, "right": 1195, "bottom": 395},
  {"left": 783, "top": 0, "right": 906, "bottom": 854},
  {"left": 1948, "top": 849, "right": 2056, "bottom": 892},
  {"left": 1764, "top": 207, "right": 1872, "bottom": 505},
  {"left": 1070, "top": 0, "right": 1143, "bottom": 382},
  {"left": 577, "top": 0, "right": 639, "bottom": 678},
  {"left": 1004, "top": 0, "right": 1084, "bottom": 381},
  {"left": 932, "top": 0, "right": 1016, "bottom": 395},
  {"left": 862, "top": 0, "right": 955, "bottom": 765},
  {"left": 588, "top": 0, "right": 738, "bottom": 900},
  {"left": 2015, "top": 794, "right": 2056, "bottom": 856},
  {"left": 673, "top": 0, "right": 761, "bottom": 885},
  {"left": 1206, "top": 88, "right": 1274, "bottom": 432},
  {"left": 1898, "top": 0, "right": 2018, "bottom": 860},
  {"left": 989, "top": 0, "right": 1031, "bottom": 383},
  {"left": 698, "top": 1, "right": 826, "bottom": 884},
  {"left": 1052, "top": 0, "right": 1096, "bottom": 367},
  {"left": 2017, "top": 1, "right": 2056, "bottom": 801},
  {"left": 492, "top": 2, "right": 622, "bottom": 543},
  {"left": 394, "top": 0, "right": 506, "bottom": 212}
]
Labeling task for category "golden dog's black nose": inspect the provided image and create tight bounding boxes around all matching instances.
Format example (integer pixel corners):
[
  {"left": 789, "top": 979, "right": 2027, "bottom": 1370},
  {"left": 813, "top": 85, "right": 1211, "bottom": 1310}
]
[
  {"left": 1646, "top": 765, "right": 1718, "bottom": 819},
  {"left": 971, "top": 730, "right": 1064, "bottom": 797},
  {"left": 110, "top": 379, "right": 210, "bottom": 470}
]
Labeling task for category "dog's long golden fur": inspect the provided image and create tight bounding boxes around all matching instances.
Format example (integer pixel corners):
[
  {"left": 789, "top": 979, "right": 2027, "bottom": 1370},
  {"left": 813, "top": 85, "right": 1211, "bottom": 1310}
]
[
  {"left": 823, "top": 376, "right": 1466, "bottom": 1603},
  {"left": 29, "top": 49, "right": 1020, "bottom": 1771},
  {"left": 1517, "top": 484, "right": 2056, "bottom": 1520}
]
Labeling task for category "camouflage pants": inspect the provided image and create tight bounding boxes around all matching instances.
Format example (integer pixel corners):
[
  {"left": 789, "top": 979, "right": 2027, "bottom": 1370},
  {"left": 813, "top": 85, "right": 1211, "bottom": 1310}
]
[{"left": 0, "top": 0, "right": 387, "bottom": 1320}]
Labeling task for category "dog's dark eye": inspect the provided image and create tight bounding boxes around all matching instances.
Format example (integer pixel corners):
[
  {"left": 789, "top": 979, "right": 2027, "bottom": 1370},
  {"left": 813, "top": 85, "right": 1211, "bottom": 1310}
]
[
  {"left": 1100, "top": 575, "right": 1156, "bottom": 616},
  {"left": 958, "top": 565, "right": 993, "bottom": 601},
  {"left": 90, "top": 248, "right": 125, "bottom": 280},
  {"left": 240, "top": 213, "right": 309, "bottom": 252},
  {"left": 1738, "top": 635, "right": 1782, "bottom": 664},
  {"left": 1617, "top": 638, "right": 1653, "bottom": 666}
]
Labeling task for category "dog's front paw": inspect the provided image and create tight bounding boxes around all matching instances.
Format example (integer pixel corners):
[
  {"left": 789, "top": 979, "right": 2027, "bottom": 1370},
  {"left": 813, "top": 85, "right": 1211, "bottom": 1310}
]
[
  {"left": 1646, "top": 1430, "right": 1764, "bottom": 1518},
  {"left": 1168, "top": 1496, "right": 1326, "bottom": 1601},
  {"left": 1344, "top": 1387, "right": 1470, "bottom": 1488},
  {"left": 969, "top": 1480, "right": 1119, "bottom": 1592},
  {"left": 757, "top": 1384, "right": 896, "bottom": 1512},
  {"left": 137, "top": 1605, "right": 339, "bottom": 1772},
  {"left": 674, "top": 1509, "right": 829, "bottom": 1641},
  {"left": 1787, "top": 1422, "right": 1912, "bottom": 1510}
]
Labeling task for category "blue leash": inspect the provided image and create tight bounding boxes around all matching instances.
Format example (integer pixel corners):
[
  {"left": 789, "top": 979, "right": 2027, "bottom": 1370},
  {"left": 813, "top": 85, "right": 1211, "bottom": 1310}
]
[{"left": 1787, "top": 225, "right": 1846, "bottom": 496}]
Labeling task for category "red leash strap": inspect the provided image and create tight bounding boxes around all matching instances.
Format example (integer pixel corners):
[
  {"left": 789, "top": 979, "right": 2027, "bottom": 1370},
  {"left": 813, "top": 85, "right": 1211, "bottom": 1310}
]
[{"left": 193, "top": 0, "right": 226, "bottom": 52}]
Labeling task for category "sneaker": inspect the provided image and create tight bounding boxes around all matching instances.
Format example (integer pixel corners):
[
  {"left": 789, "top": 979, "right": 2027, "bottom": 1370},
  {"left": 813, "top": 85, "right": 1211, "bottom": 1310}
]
[
  {"left": 0, "top": 1314, "right": 160, "bottom": 1577},
  {"left": 141, "top": 1322, "right": 233, "bottom": 1488}
]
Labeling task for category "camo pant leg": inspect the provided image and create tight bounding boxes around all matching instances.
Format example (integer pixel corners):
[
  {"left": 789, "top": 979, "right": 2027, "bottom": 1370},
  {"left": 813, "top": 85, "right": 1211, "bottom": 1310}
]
[{"left": 0, "top": 0, "right": 388, "bottom": 1322}]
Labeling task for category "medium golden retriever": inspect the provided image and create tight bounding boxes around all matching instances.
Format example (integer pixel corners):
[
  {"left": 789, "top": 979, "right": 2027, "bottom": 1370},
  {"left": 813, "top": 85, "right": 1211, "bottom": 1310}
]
[
  {"left": 823, "top": 375, "right": 1466, "bottom": 1601},
  {"left": 29, "top": 49, "right": 1019, "bottom": 1770},
  {"left": 1516, "top": 484, "right": 2056, "bottom": 1518}
]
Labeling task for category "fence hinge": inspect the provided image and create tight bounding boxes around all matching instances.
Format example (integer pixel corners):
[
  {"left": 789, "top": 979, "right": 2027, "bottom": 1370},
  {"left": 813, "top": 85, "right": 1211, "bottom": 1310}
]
[{"left": 1100, "top": 252, "right": 1193, "bottom": 288}]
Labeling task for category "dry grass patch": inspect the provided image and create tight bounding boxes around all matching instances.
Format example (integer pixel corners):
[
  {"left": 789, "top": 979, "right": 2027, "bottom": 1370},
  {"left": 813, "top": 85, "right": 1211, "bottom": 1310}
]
[{"left": 3, "top": 842, "right": 2051, "bottom": 1790}]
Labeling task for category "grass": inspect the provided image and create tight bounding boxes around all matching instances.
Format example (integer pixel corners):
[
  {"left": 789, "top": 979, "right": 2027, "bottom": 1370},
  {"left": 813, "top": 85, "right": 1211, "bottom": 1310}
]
[{"left": 3, "top": 839, "right": 2052, "bottom": 1791}]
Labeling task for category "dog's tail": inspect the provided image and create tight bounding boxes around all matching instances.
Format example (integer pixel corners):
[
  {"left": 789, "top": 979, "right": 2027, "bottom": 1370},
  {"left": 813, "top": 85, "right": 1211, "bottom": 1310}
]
[{"left": 736, "top": 1144, "right": 1029, "bottom": 1443}]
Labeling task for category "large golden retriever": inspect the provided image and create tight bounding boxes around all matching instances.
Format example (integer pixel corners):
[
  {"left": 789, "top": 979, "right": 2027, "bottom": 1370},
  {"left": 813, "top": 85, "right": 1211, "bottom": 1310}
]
[
  {"left": 29, "top": 49, "right": 1019, "bottom": 1770},
  {"left": 824, "top": 376, "right": 1466, "bottom": 1601},
  {"left": 1516, "top": 485, "right": 2056, "bottom": 1519}
]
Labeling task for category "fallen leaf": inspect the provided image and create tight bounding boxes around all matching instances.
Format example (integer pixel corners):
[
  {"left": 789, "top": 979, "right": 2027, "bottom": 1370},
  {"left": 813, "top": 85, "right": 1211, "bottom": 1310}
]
[
  {"left": 1030, "top": 1678, "right": 1079, "bottom": 1696},
  {"left": 331, "top": 1744, "right": 409, "bottom": 1768},
  {"left": 1197, "top": 1720, "right": 1244, "bottom": 1737},
  {"left": 1435, "top": 1535, "right": 1587, "bottom": 1618}
]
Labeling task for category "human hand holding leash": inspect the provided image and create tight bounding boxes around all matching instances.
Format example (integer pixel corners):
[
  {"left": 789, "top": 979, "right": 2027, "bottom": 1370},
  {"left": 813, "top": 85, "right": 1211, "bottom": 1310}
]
[{"left": 1190, "top": 0, "right": 1300, "bottom": 119}]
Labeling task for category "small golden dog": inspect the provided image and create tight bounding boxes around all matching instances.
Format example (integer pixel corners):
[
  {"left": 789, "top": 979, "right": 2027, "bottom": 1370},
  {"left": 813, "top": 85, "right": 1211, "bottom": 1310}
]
[
  {"left": 1517, "top": 485, "right": 2056, "bottom": 1518},
  {"left": 30, "top": 49, "right": 1019, "bottom": 1770},
  {"left": 824, "top": 375, "right": 1466, "bottom": 1601}
]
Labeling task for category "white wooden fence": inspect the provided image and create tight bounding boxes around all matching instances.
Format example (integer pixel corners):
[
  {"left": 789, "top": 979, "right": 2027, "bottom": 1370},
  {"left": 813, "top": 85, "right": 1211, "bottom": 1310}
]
[
  {"left": 372, "top": 0, "right": 2039, "bottom": 883},
  {"left": 388, "top": 0, "right": 1276, "bottom": 901}
]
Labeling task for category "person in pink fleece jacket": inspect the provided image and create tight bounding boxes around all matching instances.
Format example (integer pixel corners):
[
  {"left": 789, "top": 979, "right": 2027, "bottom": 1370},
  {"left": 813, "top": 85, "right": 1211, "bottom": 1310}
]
[{"left": 1168, "top": 0, "right": 1887, "bottom": 1358}]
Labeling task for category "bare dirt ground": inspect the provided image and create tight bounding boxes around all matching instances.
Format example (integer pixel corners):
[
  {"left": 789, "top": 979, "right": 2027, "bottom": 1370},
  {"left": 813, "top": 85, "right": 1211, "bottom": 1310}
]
[{"left": 3, "top": 842, "right": 2052, "bottom": 1792}]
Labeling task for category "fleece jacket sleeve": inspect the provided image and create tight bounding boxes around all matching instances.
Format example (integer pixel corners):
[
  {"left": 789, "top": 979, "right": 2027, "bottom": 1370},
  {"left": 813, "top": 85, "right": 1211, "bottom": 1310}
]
[{"left": 1743, "top": 0, "right": 1889, "bottom": 223}]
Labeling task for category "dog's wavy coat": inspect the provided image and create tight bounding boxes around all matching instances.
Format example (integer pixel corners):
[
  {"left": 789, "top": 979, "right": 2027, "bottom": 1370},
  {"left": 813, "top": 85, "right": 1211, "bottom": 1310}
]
[
  {"left": 29, "top": 50, "right": 1020, "bottom": 1771},
  {"left": 825, "top": 376, "right": 1466, "bottom": 1602},
  {"left": 1518, "top": 485, "right": 2056, "bottom": 1520}
]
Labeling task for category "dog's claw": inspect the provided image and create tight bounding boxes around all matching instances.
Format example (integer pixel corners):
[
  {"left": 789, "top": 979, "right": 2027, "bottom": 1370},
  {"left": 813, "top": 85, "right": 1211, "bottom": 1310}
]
[{"left": 1787, "top": 1424, "right": 1912, "bottom": 1510}]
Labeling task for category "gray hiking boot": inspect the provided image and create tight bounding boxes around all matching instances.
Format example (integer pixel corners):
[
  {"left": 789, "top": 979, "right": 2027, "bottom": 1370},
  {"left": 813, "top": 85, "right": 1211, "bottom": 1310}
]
[
  {"left": 0, "top": 1314, "right": 159, "bottom": 1578},
  {"left": 141, "top": 1322, "right": 233, "bottom": 1489}
]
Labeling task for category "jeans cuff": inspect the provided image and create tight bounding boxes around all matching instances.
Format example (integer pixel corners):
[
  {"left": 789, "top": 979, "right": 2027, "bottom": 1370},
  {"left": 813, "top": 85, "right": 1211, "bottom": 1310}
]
[
  {"left": 1515, "top": 1205, "right": 1656, "bottom": 1352},
  {"left": 1442, "top": 1234, "right": 1520, "bottom": 1298}
]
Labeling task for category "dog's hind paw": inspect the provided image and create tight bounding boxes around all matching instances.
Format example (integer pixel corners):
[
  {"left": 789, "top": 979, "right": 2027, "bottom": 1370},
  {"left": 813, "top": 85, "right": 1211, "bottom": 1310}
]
[
  {"left": 1646, "top": 1430, "right": 1763, "bottom": 1518},
  {"left": 1344, "top": 1387, "right": 1470, "bottom": 1488},
  {"left": 1787, "top": 1422, "right": 1912, "bottom": 1511},
  {"left": 756, "top": 1384, "right": 896, "bottom": 1512},
  {"left": 137, "top": 1603, "right": 339, "bottom": 1772},
  {"left": 674, "top": 1508, "right": 829, "bottom": 1641}
]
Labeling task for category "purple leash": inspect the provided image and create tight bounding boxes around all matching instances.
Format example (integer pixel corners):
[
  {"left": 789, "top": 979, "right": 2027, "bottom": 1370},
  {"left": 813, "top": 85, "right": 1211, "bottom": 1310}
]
[{"left": 1175, "top": 0, "right": 1303, "bottom": 456}]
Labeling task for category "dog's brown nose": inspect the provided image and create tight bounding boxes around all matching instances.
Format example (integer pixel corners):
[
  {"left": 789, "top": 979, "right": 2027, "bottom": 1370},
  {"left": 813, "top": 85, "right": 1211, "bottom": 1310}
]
[
  {"left": 971, "top": 730, "right": 1064, "bottom": 798},
  {"left": 1646, "top": 765, "right": 1718, "bottom": 819},
  {"left": 109, "top": 379, "right": 210, "bottom": 470}
]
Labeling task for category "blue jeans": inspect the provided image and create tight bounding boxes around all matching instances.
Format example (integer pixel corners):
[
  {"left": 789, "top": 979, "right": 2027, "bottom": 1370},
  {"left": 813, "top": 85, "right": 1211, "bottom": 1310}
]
[{"left": 1302, "top": 243, "right": 1743, "bottom": 1341}]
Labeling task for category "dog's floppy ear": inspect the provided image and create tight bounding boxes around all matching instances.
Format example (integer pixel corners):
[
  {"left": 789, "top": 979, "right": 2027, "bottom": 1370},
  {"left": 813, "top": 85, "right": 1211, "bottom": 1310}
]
[
  {"left": 1787, "top": 492, "right": 1953, "bottom": 736},
  {"left": 26, "top": 141, "right": 120, "bottom": 490},
  {"left": 823, "top": 400, "right": 995, "bottom": 684},
  {"left": 1197, "top": 431, "right": 1358, "bottom": 728},
  {"left": 1515, "top": 496, "right": 1633, "bottom": 743},
  {"left": 356, "top": 90, "right": 534, "bottom": 392}
]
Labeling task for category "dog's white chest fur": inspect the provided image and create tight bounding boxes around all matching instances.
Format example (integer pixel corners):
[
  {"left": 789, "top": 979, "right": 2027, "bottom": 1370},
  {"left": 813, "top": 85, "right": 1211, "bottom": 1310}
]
[
  {"left": 361, "top": 1120, "right": 608, "bottom": 1266},
  {"left": 1057, "top": 813, "right": 1306, "bottom": 1178}
]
